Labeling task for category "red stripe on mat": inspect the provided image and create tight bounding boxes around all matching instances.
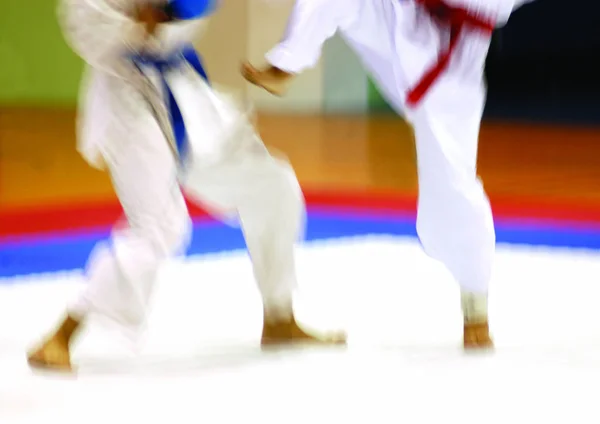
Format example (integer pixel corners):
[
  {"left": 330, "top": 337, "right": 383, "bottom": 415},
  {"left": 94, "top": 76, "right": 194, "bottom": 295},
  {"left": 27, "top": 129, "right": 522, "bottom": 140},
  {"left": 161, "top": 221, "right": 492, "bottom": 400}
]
[{"left": 1, "top": 190, "right": 599, "bottom": 239}]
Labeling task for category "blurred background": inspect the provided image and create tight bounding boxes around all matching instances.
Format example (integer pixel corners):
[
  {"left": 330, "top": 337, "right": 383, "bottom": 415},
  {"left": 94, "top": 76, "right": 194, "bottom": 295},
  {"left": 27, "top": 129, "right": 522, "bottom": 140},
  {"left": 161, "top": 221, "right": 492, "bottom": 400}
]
[
  {"left": 3, "top": 3, "right": 600, "bottom": 414},
  {"left": 1, "top": 0, "right": 600, "bottom": 273}
]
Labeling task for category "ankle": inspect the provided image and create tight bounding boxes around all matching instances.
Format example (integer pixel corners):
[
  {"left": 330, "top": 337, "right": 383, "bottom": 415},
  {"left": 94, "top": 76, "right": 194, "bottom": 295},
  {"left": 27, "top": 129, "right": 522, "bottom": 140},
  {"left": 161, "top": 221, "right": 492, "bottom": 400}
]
[
  {"left": 263, "top": 301, "right": 294, "bottom": 325},
  {"left": 268, "top": 66, "right": 292, "bottom": 78},
  {"left": 56, "top": 315, "right": 81, "bottom": 345},
  {"left": 461, "top": 291, "right": 488, "bottom": 324}
]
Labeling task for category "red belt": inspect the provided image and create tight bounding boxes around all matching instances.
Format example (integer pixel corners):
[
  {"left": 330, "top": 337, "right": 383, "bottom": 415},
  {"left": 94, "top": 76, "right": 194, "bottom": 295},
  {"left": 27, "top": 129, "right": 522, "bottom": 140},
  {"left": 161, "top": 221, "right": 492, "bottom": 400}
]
[{"left": 405, "top": 0, "right": 495, "bottom": 107}]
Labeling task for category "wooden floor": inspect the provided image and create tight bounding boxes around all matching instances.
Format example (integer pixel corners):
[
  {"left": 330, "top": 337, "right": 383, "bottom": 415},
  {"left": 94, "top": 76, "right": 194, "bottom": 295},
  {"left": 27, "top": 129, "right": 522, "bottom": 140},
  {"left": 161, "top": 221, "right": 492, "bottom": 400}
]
[{"left": 1, "top": 107, "right": 600, "bottom": 210}]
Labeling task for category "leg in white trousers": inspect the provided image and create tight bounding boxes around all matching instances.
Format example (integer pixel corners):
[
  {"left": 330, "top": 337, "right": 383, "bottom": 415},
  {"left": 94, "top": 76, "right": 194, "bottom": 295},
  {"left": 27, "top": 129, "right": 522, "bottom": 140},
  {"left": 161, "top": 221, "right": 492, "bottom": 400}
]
[
  {"left": 255, "top": 0, "right": 495, "bottom": 315},
  {"left": 68, "top": 119, "right": 192, "bottom": 332},
  {"left": 69, "top": 118, "right": 304, "bottom": 332},
  {"left": 412, "top": 83, "right": 495, "bottom": 297},
  {"left": 26, "top": 112, "right": 320, "bottom": 370},
  {"left": 182, "top": 140, "right": 305, "bottom": 322}
]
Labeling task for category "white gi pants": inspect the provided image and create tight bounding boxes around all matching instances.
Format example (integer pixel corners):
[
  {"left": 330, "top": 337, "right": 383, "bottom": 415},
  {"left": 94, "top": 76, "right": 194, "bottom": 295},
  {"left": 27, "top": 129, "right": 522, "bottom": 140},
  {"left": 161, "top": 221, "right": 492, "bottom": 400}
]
[
  {"left": 266, "top": 0, "right": 495, "bottom": 294},
  {"left": 68, "top": 107, "right": 304, "bottom": 331}
]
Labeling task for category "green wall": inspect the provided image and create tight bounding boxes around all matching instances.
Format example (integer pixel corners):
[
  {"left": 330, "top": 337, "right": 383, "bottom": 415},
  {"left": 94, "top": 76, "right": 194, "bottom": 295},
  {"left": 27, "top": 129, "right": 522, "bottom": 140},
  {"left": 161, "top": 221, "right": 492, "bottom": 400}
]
[
  {"left": 322, "top": 35, "right": 369, "bottom": 113},
  {"left": 367, "top": 78, "right": 394, "bottom": 113},
  {"left": 0, "top": 1, "right": 390, "bottom": 111},
  {"left": 0, "top": 0, "right": 83, "bottom": 105}
]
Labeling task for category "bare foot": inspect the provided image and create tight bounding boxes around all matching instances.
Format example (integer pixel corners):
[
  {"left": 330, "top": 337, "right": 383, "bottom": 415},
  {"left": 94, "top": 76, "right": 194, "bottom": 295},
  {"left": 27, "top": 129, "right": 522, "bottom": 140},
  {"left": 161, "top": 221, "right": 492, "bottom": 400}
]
[
  {"left": 27, "top": 315, "right": 80, "bottom": 372},
  {"left": 241, "top": 62, "right": 293, "bottom": 96},
  {"left": 463, "top": 321, "right": 494, "bottom": 350},
  {"left": 261, "top": 314, "right": 346, "bottom": 347}
]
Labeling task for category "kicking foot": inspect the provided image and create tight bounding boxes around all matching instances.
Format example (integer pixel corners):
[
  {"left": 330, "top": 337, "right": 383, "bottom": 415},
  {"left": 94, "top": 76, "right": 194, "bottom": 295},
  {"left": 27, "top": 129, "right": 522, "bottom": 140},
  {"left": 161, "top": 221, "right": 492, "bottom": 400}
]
[
  {"left": 463, "top": 321, "right": 494, "bottom": 350},
  {"left": 241, "top": 62, "right": 293, "bottom": 96},
  {"left": 261, "top": 314, "right": 346, "bottom": 347},
  {"left": 27, "top": 315, "right": 80, "bottom": 372}
]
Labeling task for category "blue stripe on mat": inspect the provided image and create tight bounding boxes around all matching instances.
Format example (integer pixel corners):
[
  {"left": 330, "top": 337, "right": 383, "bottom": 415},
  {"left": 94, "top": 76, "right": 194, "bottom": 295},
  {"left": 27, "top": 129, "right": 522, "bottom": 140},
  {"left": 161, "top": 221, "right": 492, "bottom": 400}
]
[{"left": 0, "top": 212, "right": 599, "bottom": 279}]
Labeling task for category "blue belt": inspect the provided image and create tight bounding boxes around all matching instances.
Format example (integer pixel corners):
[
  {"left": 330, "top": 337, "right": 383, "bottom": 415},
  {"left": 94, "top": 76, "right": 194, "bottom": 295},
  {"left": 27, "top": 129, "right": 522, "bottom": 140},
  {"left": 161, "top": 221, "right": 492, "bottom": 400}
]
[
  {"left": 129, "top": 0, "right": 216, "bottom": 158},
  {"left": 132, "top": 45, "right": 209, "bottom": 160}
]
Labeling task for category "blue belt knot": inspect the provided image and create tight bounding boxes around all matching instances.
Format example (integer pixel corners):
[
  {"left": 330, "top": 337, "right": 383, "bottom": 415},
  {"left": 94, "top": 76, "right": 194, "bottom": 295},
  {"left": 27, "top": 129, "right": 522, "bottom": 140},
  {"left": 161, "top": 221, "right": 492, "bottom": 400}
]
[{"left": 132, "top": 45, "right": 209, "bottom": 160}]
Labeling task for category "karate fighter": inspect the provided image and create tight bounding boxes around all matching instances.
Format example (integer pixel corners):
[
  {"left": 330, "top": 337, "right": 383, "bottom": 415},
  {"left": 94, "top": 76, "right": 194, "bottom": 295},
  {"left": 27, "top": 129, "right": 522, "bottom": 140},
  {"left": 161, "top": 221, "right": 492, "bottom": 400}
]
[
  {"left": 27, "top": 0, "right": 344, "bottom": 371},
  {"left": 243, "top": 0, "right": 533, "bottom": 349}
]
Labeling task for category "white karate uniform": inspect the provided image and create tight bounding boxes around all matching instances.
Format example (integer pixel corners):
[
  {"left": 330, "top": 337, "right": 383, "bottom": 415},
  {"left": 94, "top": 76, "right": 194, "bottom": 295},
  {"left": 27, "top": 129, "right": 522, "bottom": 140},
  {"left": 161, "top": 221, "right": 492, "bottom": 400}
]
[
  {"left": 264, "top": 0, "right": 532, "bottom": 295},
  {"left": 59, "top": 0, "right": 304, "bottom": 333}
]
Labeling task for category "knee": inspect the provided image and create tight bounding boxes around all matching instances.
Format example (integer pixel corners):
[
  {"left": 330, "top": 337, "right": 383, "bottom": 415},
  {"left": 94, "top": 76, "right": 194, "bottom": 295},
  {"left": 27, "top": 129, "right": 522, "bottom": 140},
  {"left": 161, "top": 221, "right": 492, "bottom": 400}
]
[
  {"left": 270, "top": 161, "right": 305, "bottom": 216},
  {"left": 165, "top": 213, "right": 193, "bottom": 254},
  {"left": 144, "top": 209, "right": 192, "bottom": 258},
  {"left": 419, "top": 171, "right": 488, "bottom": 212},
  {"left": 238, "top": 159, "right": 305, "bottom": 234},
  {"left": 416, "top": 176, "right": 492, "bottom": 243}
]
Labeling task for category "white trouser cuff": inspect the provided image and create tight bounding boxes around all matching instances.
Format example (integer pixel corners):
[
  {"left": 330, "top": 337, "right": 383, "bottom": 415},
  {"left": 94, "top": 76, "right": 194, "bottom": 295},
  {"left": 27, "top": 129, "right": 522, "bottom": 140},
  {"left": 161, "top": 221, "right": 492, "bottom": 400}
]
[
  {"left": 461, "top": 291, "right": 488, "bottom": 323},
  {"left": 265, "top": 46, "right": 304, "bottom": 74},
  {"left": 263, "top": 296, "right": 294, "bottom": 323}
]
